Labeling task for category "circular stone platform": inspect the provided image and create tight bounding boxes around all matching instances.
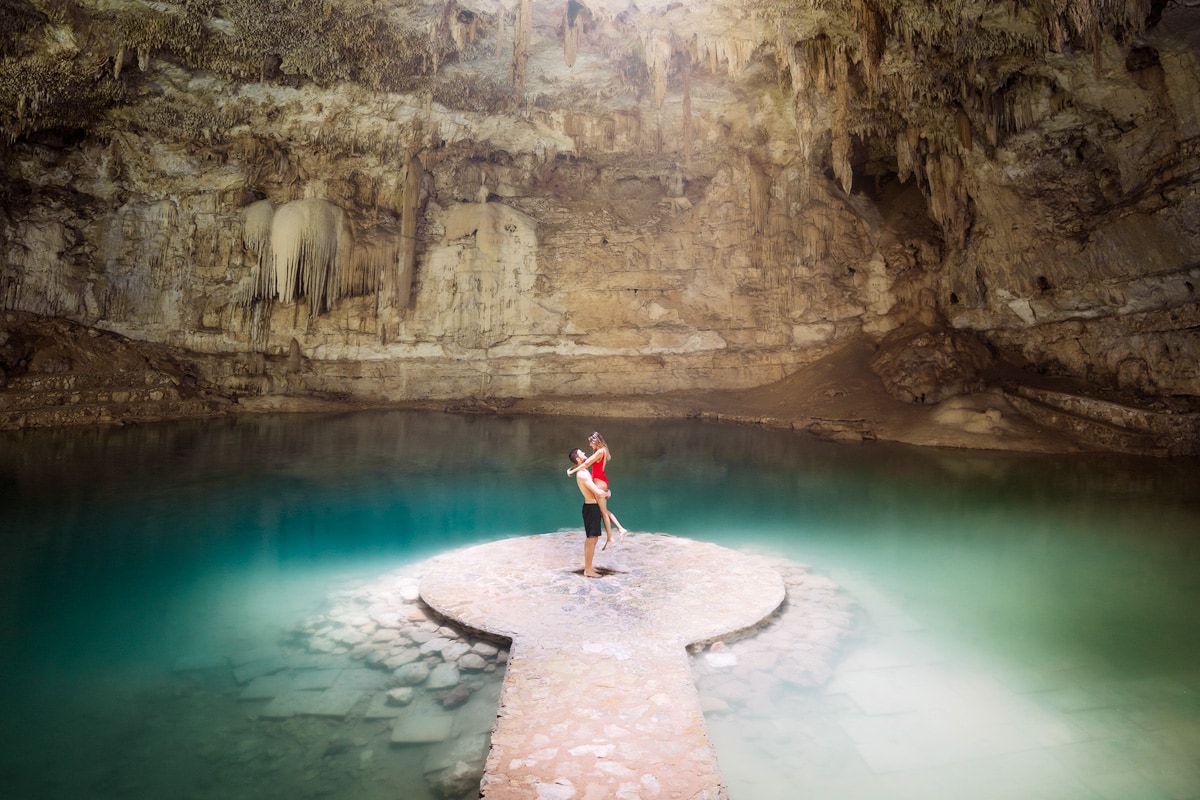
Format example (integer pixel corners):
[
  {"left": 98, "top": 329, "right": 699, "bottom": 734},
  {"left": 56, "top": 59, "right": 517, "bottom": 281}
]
[{"left": 420, "top": 532, "right": 786, "bottom": 800}]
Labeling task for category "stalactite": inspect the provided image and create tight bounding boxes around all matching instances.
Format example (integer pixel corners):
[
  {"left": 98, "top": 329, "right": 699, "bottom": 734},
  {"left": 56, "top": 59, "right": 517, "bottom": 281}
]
[
  {"left": 896, "top": 129, "right": 914, "bottom": 183},
  {"left": 682, "top": 60, "right": 693, "bottom": 171},
  {"left": 452, "top": 5, "right": 479, "bottom": 51},
  {"left": 955, "top": 107, "right": 972, "bottom": 151},
  {"left": 242, "top": 199, "right": 275, "bottom": 299},
  {"left": 494, "top": 0, "right": 505, "bottom": 58},
  {"left": 511, "top": 0, "right": 531, "bottom": 98},
  {"left": 854, "top": 0, "right": 886, "bottom": 96},
  {"left": 641, "top": 29, "right": 674, "bottom": 108},
  {"left": 564, "top": 0, "right": 584, "bottom": 68},
  {"left": 923, "top": 147, "right": 970, "bottom": 250},
  {"left": 749, "top": 158, "right": 770, "bottom": 237},
  {"left": 268, "top": 199, "right": 347, "bottom": 315},
  {"left": 395, "top": 155, "right": 423, "bottom": 309},
  {"left": 345, "top": 234, "right": 393, "bottom": 300},
  {"left": 798, "top": 34, "right": 835, "bottom": 94},
  {"left": 831, "top": 46, "right": 852, "bottom": 194},
  {"left": 687, "top": 33, "right": 757, "bottom": 77}
]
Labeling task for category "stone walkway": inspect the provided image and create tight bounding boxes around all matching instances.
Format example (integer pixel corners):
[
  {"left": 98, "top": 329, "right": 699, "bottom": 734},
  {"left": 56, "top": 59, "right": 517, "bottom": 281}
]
[{"left": 419, "top": 532, "right": 787, "bottom": 800}]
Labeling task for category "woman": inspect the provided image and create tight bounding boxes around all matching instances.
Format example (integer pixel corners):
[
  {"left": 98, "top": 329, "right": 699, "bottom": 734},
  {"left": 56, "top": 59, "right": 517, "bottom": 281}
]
[{"left": 567, "top": 431, "right": 627, "bottom": 548}]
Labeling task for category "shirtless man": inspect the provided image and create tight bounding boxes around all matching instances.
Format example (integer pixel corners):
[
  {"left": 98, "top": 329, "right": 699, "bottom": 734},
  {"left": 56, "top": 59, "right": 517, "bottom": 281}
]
[{"left": 569, "top": 448, "right": 610, "bottom": 578}]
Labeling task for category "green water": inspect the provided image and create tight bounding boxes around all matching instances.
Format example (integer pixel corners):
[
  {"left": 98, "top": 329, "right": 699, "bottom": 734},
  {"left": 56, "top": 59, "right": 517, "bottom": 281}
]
[{"left": 1, "top": 411, "right": 1198, "bottom": 799}]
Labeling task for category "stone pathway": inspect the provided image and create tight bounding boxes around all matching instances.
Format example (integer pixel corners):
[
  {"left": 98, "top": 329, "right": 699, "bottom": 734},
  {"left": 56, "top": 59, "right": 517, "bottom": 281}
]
[{"left": 419, "top": 532, "right": 787, "bottom": 800}]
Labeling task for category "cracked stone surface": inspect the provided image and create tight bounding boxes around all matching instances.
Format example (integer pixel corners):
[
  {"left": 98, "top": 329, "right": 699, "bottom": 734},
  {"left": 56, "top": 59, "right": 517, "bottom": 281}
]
[{"left": 420, "top": 532, "right": 786, "bottom": 800}]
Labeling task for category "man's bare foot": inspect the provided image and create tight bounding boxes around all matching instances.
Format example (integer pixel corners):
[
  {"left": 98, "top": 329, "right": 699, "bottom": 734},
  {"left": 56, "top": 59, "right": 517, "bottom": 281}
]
[{"left": 584, "top": 569, "right": 600, "bottom": 578}]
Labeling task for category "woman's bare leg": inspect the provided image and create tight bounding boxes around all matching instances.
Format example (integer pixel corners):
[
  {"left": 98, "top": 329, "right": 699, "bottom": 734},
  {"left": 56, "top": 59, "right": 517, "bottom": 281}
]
[
  {"left": 596, "top": 484, "right": 614, "bottom": 549},
  {"left": 609, "top": 510, "right": 626, "bottom": 542}
]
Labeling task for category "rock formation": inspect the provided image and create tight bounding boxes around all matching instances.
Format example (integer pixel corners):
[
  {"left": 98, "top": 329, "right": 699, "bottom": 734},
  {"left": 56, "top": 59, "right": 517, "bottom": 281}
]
[{"left": 1, "top": 0, "right": 1197, "bottom": 453}]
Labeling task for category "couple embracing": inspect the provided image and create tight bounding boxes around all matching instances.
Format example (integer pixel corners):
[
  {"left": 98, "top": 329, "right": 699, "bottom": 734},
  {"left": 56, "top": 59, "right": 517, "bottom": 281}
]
[{"left": 567, "top": 431, "right": 628, "bottom": 578}]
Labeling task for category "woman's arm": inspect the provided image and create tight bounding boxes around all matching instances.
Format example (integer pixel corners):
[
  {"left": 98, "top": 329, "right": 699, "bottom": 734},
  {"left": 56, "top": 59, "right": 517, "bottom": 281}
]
[{"left": 566, "top": 448, "right": 605, "bottom": 475}]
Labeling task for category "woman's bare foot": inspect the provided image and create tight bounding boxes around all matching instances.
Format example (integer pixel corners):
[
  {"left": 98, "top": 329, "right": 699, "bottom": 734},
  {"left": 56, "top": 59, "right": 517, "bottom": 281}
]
[{"left": 602, "top": 533, "right": 612, "bottom": 551}]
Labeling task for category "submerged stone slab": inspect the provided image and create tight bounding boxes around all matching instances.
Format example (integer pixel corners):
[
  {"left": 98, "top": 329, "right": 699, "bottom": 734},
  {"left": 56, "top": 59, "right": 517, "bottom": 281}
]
[
  {"left": 391, "top": 711, "right": 455, "bottom": 744},
  {"left": 420, "top": 532, "right": 786, "bottom": 800},
  {"left": 238, "top": 668, "right": 343, "bottom": 700},
  {"left": 261, "top": 687, "right": 365, "bottom": 719}
]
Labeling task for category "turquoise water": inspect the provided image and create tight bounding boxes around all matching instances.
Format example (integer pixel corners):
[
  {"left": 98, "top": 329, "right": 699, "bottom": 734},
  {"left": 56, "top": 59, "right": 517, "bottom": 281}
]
[{"left": 1, "top": 411, "right": 1198, "bottom": 799}]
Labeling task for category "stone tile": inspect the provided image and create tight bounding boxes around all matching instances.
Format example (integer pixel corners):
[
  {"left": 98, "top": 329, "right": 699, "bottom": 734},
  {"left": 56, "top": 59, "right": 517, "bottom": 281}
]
[
  {"left": 332, "top": 668, "right": 389, "bottom": 690},
  {"left": 291, "top": 668, "right": 342, "bottom": 690},
  {"left": 826, "top": 664, "right": 951, "bottom": 715},
  {"left": 838, "top": 710, "right": 965, "bottom": 773},
  {"left": 363, "top": 692, "right": 404, "bottom": 719},
  {"left": 835, "top": 632, "right": 945, "bottom": 672},
  {"left": 239, "top": 673, "right": 294, "bottom": 700},
  {"left": 424, "top": 732, "right": 489, "bottom": 774},
  {"left": 238, "top": 668, "right": 341, "bottom": 700},
  {"left": 391, "top": 711, "right": 455, "bottom": 744},
  {"left": 290, "top": 687, "right": 365, "bottom": 717},
  {"left": 262, "top": 687, "right": 364, "bottom": 719},
  {"left": 288, "top": 653, "right": 351, "bottom": 670},
  {"left": 228, "top": 646, "right": 289, "bottom": 667},
  {"left": 232, "top": 656, "right": 291, "bottom": 684}
]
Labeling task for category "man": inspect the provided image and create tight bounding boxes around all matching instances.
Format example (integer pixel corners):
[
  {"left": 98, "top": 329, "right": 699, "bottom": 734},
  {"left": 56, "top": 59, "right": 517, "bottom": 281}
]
[{"left": 569, "top": 447, "right": 610, "bottom": 578}]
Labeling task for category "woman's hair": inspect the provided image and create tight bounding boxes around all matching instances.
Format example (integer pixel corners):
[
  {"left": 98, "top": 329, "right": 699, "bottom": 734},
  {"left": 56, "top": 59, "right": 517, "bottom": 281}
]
[{"left": 588, "top": 431, "right": 610, "bottom": 458}]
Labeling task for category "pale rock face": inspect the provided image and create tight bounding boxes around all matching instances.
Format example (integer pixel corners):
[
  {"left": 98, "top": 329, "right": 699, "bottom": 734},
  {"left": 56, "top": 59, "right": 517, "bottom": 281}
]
[{"left": 0, "top": 0, "right": 1197, "bottom": 448}]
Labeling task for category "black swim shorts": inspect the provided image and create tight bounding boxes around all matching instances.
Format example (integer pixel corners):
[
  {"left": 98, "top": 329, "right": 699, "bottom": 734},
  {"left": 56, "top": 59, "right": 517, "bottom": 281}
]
[{"left": 581, "top": 503, "right": 603, "bottom": 538}]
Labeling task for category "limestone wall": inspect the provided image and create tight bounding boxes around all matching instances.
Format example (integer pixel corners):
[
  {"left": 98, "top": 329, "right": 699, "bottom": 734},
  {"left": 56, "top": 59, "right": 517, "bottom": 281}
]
[{"left": 1, "top": 0, "right": 1197, "bottom": 412}]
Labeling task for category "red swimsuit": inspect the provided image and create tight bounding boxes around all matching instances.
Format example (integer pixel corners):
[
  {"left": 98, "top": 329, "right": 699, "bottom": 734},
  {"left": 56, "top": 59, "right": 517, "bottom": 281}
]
[{"left": 591, "top": 453, "right": 608, "bottom": 485}]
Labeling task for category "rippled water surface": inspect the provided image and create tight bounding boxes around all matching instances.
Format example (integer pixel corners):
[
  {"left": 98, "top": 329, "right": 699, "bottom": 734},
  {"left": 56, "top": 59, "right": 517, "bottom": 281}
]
[{"left": 1, "top": 411, "right": 1198, "bottom": 799}]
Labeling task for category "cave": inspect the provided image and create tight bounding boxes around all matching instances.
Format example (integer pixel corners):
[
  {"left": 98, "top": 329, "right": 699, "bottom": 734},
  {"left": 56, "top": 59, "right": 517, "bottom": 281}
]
[{"left": 2, "top": 3, "right": 1200, "bottom": 799}]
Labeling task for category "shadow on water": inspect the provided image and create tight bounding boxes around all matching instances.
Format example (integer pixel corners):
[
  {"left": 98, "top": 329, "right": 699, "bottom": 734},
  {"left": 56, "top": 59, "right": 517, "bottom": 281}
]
[{"left": 1, "top": 410, "right": 1198, "bottom": 799}]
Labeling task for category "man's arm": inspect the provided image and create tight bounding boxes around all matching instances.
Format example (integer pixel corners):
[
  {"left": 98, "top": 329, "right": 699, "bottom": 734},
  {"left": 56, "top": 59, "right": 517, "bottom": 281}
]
[
  {"left": 567, "top": 449, "right": 603, "bottom": 475},
  {"left": 579, "top": 472, "right": 610, "bottom": 498}
]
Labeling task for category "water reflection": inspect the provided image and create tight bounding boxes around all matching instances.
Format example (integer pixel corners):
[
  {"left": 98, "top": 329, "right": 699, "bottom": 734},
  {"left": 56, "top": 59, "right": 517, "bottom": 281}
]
[{"left": 1, "top": 411, "right": 1198, "bottom": 799}]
